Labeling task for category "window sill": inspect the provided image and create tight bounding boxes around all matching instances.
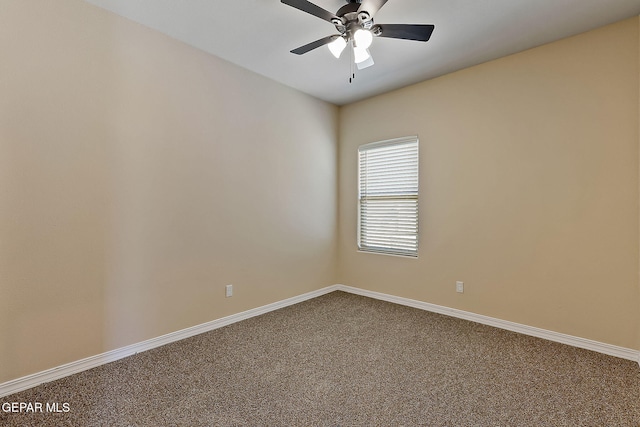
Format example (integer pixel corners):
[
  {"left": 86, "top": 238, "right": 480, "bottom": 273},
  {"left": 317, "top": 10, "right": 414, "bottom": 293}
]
[{"left": 357, "top": 249, "right": 418, "bottom": 259}]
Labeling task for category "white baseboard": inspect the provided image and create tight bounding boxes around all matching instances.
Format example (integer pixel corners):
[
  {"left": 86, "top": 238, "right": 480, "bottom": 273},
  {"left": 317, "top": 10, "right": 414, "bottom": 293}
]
[
  {"left": 0, "top": 285, "right": 337, "bottom": 398},
  {"left": 2, "top": 284, "right": 638, "bottom": 398},
  {"left": 335, "top": 284, "right": 640, "bottom": 364}
]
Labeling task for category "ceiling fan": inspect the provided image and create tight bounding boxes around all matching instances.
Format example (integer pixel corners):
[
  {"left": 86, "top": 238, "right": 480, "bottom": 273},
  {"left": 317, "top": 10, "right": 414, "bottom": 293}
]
[{"left": 281, "top": 0, "right": 435, "bottom": 71}]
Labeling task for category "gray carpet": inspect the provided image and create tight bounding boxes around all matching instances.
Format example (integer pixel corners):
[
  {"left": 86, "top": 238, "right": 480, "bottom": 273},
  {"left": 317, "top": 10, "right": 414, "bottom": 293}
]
[{"left": 1, "top": 291, "right": 639, "bottom": 426}]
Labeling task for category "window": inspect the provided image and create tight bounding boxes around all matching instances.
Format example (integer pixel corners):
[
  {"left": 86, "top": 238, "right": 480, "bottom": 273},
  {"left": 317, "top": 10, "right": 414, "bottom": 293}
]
[{"left": 358, "top": 136, "right": 419, "bottom": 257}]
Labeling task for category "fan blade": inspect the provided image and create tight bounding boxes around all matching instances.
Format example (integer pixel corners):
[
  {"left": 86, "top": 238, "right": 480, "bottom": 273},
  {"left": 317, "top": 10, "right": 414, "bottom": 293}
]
[
  {"left": 291, "top": 35, "right": 339, "bottom": 55},
  {"left": 375, "top": 24, "right": 435, "bottom": 42},
  {"left": 281, "top": 0, "right": 339, "bottom": 23},
  {"left": 358, "top": 0, "right": 390, "bottom": 17}
]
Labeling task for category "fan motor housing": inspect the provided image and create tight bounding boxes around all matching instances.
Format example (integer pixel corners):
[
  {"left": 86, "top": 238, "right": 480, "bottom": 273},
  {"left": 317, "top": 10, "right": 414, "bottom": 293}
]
[
  {"left": 335, "top": 1, "right": 373, "bottom": 34},
  {"left": 337, "top": 2, "right": 359, "bottom": 17}
]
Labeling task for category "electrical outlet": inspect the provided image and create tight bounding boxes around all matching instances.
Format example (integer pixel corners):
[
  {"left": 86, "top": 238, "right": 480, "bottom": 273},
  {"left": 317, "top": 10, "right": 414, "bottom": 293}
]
[
  {"left": 456, "top": 281, "right": 464, "bottom": 293},
  {"left": 225, "top": 284, "right": 233, "bottom": 298}
]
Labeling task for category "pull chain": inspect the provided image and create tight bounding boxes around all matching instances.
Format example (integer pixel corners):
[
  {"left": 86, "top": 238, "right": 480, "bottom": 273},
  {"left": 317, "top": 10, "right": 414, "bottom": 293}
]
[
  {"left": 349, "top": 42, "right": 353, "bottom": 83},
  {"left": 349, "top": 41, "right": 355, "bottom": 84}
]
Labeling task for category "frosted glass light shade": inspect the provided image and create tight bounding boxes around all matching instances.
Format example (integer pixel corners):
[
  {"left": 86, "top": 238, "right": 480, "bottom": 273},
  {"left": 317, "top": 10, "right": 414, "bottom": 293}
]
[
  {"left": 354, "top": 29, "right": 373, "bottom": 49},
  {"left": 353, "top": 46, "right": 371, "bottom": 64},
  {"left": 356, "top": 53, "right": 374, "bottom": 70},
  {"left": 328, "top": 36, "right": 347, "bottom": 58}
]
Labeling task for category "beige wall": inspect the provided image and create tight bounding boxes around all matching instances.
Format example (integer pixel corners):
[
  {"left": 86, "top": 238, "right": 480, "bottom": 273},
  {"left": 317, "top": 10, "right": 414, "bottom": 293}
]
[
  {"left": 339, "top": 18, "right": 640, "bottom": 349},
  {"left": 1, "top": 0, "right": 638, "bottom": 387},
  {"left": 0, "top": 0, "right": 338, "bottom": 383}
]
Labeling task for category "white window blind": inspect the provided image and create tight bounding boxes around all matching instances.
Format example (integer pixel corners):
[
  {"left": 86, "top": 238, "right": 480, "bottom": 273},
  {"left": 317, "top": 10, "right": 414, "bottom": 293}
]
[{"left": 358, "top": 136, "right": 419, "bottom": 257}]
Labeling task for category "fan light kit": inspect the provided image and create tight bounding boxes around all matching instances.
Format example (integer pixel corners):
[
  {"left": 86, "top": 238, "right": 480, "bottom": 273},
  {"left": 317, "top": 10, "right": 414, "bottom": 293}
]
[{"left": 282, "top": 0, "right": 435, "bottom": 82}]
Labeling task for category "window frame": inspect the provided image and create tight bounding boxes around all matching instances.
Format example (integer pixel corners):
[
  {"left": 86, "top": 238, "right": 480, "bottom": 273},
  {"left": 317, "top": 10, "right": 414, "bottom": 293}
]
[{"left": 357, "top": 136, "right": 419, "bottom": 258}]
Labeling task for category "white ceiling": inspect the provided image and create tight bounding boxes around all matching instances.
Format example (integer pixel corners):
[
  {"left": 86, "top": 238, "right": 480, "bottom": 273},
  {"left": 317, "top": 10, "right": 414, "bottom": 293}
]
[{"left": 84, "top": 0, "right": 640, "bottom": 105}]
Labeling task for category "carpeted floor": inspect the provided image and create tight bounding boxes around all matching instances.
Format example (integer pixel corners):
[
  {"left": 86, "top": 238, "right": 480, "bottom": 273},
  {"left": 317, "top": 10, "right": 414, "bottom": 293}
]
[{"left": 1, "top": 291, "right": 639, "bottom": 426}]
